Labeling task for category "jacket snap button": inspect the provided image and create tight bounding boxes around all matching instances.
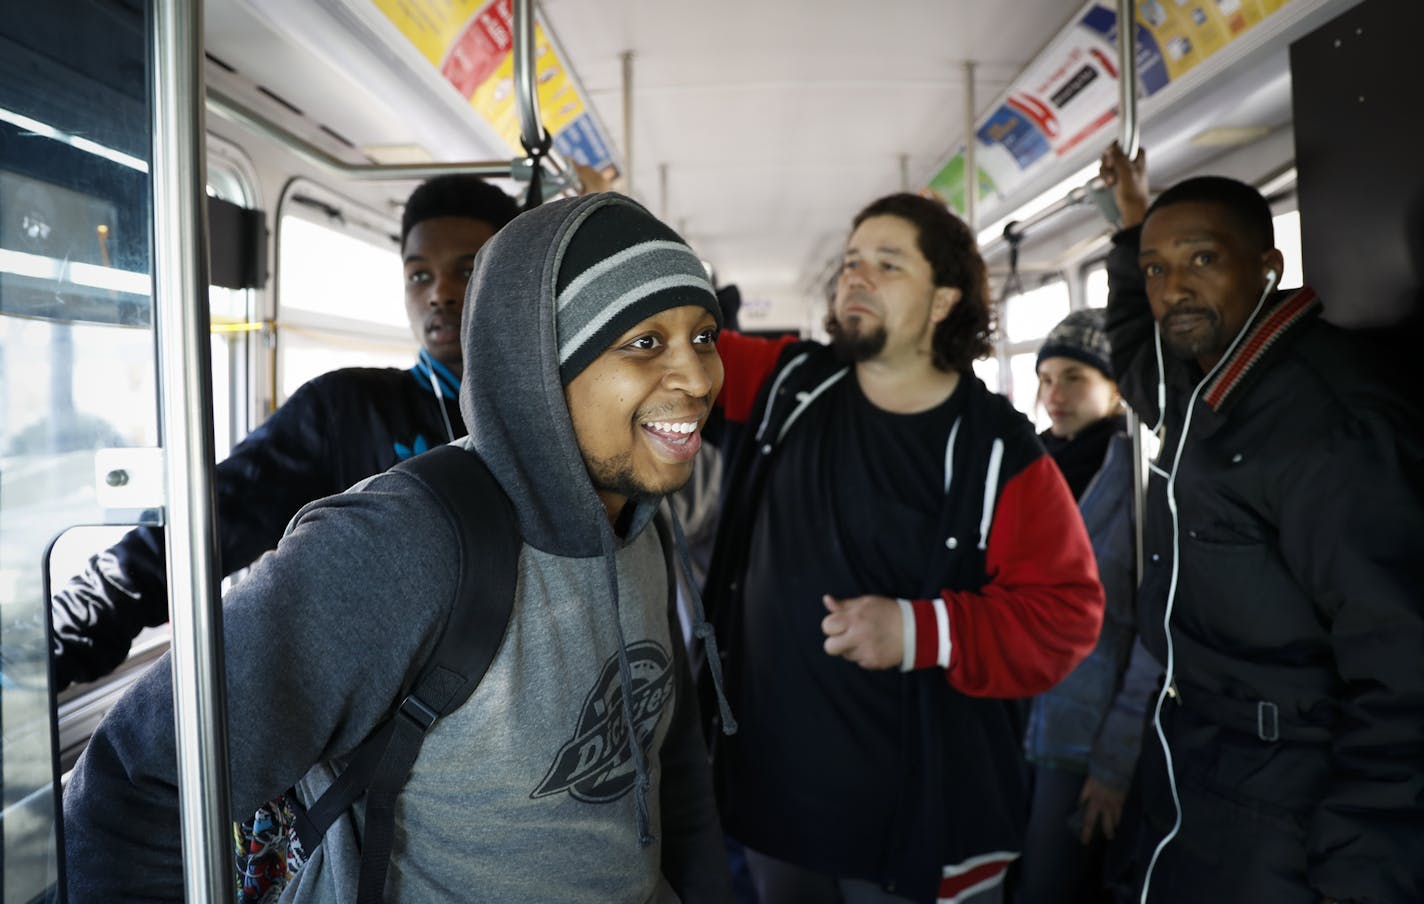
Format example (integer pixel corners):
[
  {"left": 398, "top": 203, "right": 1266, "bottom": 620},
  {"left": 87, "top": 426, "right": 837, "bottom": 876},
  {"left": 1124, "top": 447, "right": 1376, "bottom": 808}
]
[
  {"left": 1151, "top": 553, "right": 1161, "bottom": 562},
  {"left": 1231, "top": 453, "right": 1243, "bottom": 463},
  {"left": 761, "top": 443, "right": 773, "bottom": 455},
  {"left": 945, "top": 536, "right": 958, "bottom": 550}
]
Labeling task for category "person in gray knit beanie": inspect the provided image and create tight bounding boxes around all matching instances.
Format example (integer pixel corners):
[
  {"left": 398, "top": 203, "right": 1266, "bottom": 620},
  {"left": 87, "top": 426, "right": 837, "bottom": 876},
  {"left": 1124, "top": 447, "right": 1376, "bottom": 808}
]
[
  {"left": 555, "top": 200, "right": 722, "bottom": 384},
  {"left": 1020, "top": 304, "right": 1153, "bottom": 904},
  {"left": 1034, "top": 308, "right": 1122, "bottom": 445},
  {"left": 1035, "top": 307, "right": 1112, "bottom": 380}
]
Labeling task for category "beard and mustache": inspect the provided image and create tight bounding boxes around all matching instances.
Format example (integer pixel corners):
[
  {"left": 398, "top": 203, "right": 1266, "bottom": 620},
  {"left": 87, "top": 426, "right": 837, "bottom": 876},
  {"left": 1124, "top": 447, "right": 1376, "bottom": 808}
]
[
  {"left": 828, "top": 317, "right": 888, "bottom": 363},
  {"left": 1158, "top": 305, "right": 1225, "bottom": 361},
  {"left": 826, "top": 290, "right": 889, "bottom": 364}
]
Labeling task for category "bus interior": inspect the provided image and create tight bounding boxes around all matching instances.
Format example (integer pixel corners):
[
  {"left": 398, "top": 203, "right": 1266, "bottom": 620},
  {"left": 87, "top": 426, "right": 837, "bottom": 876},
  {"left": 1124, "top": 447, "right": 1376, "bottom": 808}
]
[{"left": 1, "top": 0, "right": 1416, "bottom": 899}]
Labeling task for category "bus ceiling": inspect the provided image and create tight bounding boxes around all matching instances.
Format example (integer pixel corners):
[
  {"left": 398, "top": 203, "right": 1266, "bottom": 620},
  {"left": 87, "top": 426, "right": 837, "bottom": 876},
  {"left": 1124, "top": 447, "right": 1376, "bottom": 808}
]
[{"left": 203, "top": 0, "right": 1361, "bottom": 307}]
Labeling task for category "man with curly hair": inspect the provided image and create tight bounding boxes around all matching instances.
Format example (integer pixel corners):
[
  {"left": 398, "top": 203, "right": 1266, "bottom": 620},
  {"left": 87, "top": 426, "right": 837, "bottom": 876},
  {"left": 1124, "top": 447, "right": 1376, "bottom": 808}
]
[{"left": 704, "top": 193, "right": 1106, "bottom": 903}]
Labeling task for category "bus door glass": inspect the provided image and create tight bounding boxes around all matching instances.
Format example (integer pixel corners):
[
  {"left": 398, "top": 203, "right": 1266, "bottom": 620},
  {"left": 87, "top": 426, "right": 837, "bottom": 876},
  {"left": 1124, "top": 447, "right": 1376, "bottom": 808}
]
[{"left": 0, "top": 4, "right": 155, "bottom": 899}]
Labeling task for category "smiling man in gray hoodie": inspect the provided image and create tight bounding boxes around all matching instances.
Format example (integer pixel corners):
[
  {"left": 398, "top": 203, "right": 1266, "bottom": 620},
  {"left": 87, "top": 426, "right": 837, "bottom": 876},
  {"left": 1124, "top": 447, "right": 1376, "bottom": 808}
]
[{"left": 62, "top": 193, "right": 734, "bottom": 903}]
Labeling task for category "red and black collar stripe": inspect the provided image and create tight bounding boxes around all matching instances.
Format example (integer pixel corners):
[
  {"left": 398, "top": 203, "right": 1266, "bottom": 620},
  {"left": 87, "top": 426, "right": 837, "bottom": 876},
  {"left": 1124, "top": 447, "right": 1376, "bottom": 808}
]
[{"left": 1202, "top": 287, "right": 1321, "bottom": 411}]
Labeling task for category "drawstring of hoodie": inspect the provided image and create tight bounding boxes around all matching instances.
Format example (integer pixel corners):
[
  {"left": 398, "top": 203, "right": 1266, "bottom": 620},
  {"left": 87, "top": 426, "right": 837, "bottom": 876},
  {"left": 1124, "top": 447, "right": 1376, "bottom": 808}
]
[
  {"left": 598, "top": 528, "right": 656, "bottom": 847},
  {"left": 596, "top": 501, "right": 741, "bottom": 849},
  {"left": 665, "top": 505, "right": 738, "bottom": 735}
]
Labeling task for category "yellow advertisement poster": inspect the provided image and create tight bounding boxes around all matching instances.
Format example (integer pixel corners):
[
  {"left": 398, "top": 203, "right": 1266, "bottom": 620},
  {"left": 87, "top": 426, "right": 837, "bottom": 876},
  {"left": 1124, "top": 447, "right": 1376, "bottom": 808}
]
[
  {"left": 371, "top": 0, "right": 619, "bottom": 173},
  {"left": 468, "top": 25, "right": 585, "bottom": 150},
  {"left": 371, "top": 0, "right": 487, "bottom": 67},
  {"left": 1137, "top": 0, "right": 1280, "bottom": 82}
]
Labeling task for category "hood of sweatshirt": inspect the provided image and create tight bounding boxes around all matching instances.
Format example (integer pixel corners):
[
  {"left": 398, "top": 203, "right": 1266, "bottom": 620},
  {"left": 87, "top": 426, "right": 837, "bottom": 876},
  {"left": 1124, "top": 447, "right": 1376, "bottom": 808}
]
[
  {"left": 459, "top": 192, "right": 665, "bottom": 557},
  {"left": 457, "top": 194, "right": 739, "bottom": 846}
]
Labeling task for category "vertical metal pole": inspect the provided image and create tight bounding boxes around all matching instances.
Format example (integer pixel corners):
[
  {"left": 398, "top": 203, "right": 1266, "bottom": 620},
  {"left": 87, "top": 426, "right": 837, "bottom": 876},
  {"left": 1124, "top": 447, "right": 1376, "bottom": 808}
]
[
  {"left": 1117, "top": 0, "right": 1147, "bottom": 585},
  {"left": 1117, "top": 0, "right": 1140, "bottom": 159},
  {"left": 659, "top": 162, "right": 669, "bottom": 221},
  {"left": 898, "top": 153, "right": 910, "bottom": 193},
  {"left": 963, "top": 60, "right": 977, "bottom": 230},
  {"left": 151, "top": 1, "right": 233, "bottom": 901},
  {"left": 621, "top": 51, "right": 635, "bottom": 195},
  {"left": 512, "top": 0, "right": 542, "bottom": 152}
]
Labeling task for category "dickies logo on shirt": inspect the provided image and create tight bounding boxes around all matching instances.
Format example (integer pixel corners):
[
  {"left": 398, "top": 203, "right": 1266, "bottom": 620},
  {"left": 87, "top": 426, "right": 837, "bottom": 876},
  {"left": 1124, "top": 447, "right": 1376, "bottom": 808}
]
[{"left": 532, "top": 640, "right": 672, "bottom": 804}]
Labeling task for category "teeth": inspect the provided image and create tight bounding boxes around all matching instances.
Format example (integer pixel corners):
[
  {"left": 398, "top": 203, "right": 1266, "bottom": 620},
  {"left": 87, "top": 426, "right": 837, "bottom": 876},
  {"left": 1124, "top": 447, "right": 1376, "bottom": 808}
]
[{"left": 644, "top": 420, "right": 697, "bottom": 434}]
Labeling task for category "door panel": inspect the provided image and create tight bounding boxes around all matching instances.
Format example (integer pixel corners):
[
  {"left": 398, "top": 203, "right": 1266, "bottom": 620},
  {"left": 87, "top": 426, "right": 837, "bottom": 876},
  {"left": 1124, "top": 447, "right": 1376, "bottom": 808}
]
[{"left": 0, "top": 3, "right": 154, "bottom": 900}]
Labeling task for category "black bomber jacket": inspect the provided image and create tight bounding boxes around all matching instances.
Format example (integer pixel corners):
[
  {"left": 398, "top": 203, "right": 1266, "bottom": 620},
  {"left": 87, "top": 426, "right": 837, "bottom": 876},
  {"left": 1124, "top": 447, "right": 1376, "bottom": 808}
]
[{"left": 50, "top": 352, "right": 463, "bottom": 688}]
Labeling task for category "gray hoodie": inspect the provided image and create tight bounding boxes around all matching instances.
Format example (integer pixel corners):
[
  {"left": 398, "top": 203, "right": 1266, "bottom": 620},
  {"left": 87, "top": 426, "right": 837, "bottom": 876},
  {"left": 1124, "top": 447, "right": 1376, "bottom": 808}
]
[{"left": 62, "top": 193, "right": 731, "bottom": 902}]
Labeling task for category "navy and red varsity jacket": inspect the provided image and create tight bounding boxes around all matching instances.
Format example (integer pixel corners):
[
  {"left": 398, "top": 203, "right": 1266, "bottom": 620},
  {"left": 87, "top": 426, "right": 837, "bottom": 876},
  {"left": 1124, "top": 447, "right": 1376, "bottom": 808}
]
[{"left": 703, "top": 332, "right": 1104, "bottom": 903}]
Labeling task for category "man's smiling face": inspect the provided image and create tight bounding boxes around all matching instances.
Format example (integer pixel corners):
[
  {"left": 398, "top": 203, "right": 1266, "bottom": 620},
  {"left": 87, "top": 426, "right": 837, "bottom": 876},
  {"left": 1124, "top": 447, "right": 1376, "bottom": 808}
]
[{"left": 564, "top": 304, "right": 724, "bottom": 522}]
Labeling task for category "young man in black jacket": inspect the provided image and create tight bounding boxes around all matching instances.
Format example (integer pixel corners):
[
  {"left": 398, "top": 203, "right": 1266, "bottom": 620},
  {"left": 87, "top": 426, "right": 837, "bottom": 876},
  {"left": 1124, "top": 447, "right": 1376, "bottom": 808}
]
[
  {"left": 48, "top": 174, "right": 519, "bottom": 689},
  {"left": 1100, "top": 142, "right": 1424, "bottom": 903}
]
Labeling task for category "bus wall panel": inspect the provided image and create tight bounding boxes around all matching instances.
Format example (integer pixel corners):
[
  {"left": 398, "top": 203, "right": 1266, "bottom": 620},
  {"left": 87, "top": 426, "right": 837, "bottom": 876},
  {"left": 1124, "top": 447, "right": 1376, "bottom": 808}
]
[{"left": 1291, "top": 0, "right": 1424, "bottom": 332}]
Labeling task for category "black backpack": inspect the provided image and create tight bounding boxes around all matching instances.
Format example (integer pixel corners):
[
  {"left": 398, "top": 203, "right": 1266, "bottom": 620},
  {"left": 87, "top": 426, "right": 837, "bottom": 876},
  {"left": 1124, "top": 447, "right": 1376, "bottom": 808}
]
[{"left": 291, "top": 444, "right": 520, "bottom": 904}]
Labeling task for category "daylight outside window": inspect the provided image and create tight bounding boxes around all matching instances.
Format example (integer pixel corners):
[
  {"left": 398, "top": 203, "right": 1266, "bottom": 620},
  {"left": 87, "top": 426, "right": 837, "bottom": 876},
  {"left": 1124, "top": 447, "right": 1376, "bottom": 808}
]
[{"left": 276, "top": 214, "right": 413, "bottom": 401}]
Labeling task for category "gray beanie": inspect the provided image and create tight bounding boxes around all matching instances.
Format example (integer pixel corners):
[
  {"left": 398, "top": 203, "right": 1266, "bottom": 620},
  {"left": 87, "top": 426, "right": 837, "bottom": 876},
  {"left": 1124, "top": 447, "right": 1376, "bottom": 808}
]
[
  {"left": 1036, "top": 308, "right": 1112, "bottom": 377},
  {"left": 555, "top": 200, "right": 721, "bottom": 384}
]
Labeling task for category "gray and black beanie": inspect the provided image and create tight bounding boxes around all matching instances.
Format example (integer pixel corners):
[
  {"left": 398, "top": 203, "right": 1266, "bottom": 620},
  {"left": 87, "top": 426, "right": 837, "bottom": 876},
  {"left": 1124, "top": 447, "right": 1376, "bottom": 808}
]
[
  {"left": 1036, "top": 308, "right": 1112, "bottom": 377},
  {"left": 555, "top": 200, "right": 721, "bottom": 384}
]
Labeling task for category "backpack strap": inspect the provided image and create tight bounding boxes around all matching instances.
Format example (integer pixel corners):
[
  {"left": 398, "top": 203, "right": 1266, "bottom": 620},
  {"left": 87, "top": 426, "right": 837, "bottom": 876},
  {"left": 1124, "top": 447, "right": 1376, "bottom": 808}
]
[
  {"left": 652, "top": 509, "right": 677, "bottom": 630},
  {"left": 292, "top": 444, "right": 520, "bottom": 904}
]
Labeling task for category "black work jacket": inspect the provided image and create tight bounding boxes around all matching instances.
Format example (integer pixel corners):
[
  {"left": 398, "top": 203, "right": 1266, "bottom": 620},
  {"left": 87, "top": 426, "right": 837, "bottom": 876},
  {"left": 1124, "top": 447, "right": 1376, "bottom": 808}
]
[{"left": 1106, "top": 226, "right": 1424, "bottom": 902}]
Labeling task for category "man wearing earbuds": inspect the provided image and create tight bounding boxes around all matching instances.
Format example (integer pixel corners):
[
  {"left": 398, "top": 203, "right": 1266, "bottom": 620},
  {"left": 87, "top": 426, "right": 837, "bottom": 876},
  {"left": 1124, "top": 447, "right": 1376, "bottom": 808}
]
[{"left": 1101, "top": 143, "right": 1424, "bottom": 903}]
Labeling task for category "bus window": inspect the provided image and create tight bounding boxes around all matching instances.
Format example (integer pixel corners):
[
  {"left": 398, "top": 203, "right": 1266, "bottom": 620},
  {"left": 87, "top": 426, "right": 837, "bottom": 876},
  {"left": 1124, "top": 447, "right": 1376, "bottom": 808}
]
[
  {"left": 210, "top": 329, "right": 235, "bottom": 458},
  {"left": 1008, "top": 351, "right": 1050, "bottom": 429},
  {"left": 1004, "top": 281, "right": 1071, "bottom": 345},
  {"left": 275, "top": 213, "right": 409, "bottom": 401},
  {"left": 207, "top": 157, "right": 258, "bottom": 459},
  {"left": 972, "top": 356, "right": 1000, "bottom": 393},
  {"left": 1084, "top": 266, "right": 1108, "bottom": 309},
  {"left": 1273, "top": 209, "right": 1303, "bottom": 288},
  {"left": 995, "top": 279, "right": 1069, "bottom": 424}
]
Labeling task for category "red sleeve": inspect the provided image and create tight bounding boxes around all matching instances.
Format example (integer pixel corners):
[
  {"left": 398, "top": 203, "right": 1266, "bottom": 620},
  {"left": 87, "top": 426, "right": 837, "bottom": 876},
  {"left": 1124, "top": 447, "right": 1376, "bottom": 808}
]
[
  {"left": 715, "top": 331, "right": 798, "bottom": 424},
  {"left": 905, "top": 453, "right": 1104, "bottom": 697}
]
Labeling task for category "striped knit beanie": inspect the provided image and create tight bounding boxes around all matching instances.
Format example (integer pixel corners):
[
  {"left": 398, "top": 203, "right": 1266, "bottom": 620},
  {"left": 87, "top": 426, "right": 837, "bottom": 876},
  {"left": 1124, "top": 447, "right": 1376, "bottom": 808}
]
[
  {"left": 556, "top": 201, "right": 721, "bottom": 384},
  {"left": 1036, "top": 308, "right": 1112, "bottom": 378}
]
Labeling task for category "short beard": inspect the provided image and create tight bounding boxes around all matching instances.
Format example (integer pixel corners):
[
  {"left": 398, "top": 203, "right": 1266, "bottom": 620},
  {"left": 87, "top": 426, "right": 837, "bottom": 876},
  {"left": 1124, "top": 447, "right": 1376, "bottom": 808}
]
[
  {"left": 583, "top": 449, "right": 685, "bottom": 508},
  {"left": 1159, "top": 309, "right": 1224, "bottom": 361},
  {"left": 827, "top": 314, "right": 887, "bottom": 364},
  {"left": 1161, "top": 333, "right": 1213, "bottom": 361}
]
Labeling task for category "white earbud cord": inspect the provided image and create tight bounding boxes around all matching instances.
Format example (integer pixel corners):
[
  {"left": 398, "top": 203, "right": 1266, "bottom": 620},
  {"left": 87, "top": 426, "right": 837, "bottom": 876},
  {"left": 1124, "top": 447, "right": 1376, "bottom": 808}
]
[
  {"left": 1139, "top": 270, "right": 1277, "bottom": 903},
  {"left": 425, "top": 356, "right": 457, "bottom": 443}
]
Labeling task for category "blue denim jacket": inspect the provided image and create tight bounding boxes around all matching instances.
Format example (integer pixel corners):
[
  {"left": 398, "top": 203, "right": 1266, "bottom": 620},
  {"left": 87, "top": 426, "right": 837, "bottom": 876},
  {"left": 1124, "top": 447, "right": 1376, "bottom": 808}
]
[{"left": 1023, "top": 431, "right": 1162, "bottom": 790}]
